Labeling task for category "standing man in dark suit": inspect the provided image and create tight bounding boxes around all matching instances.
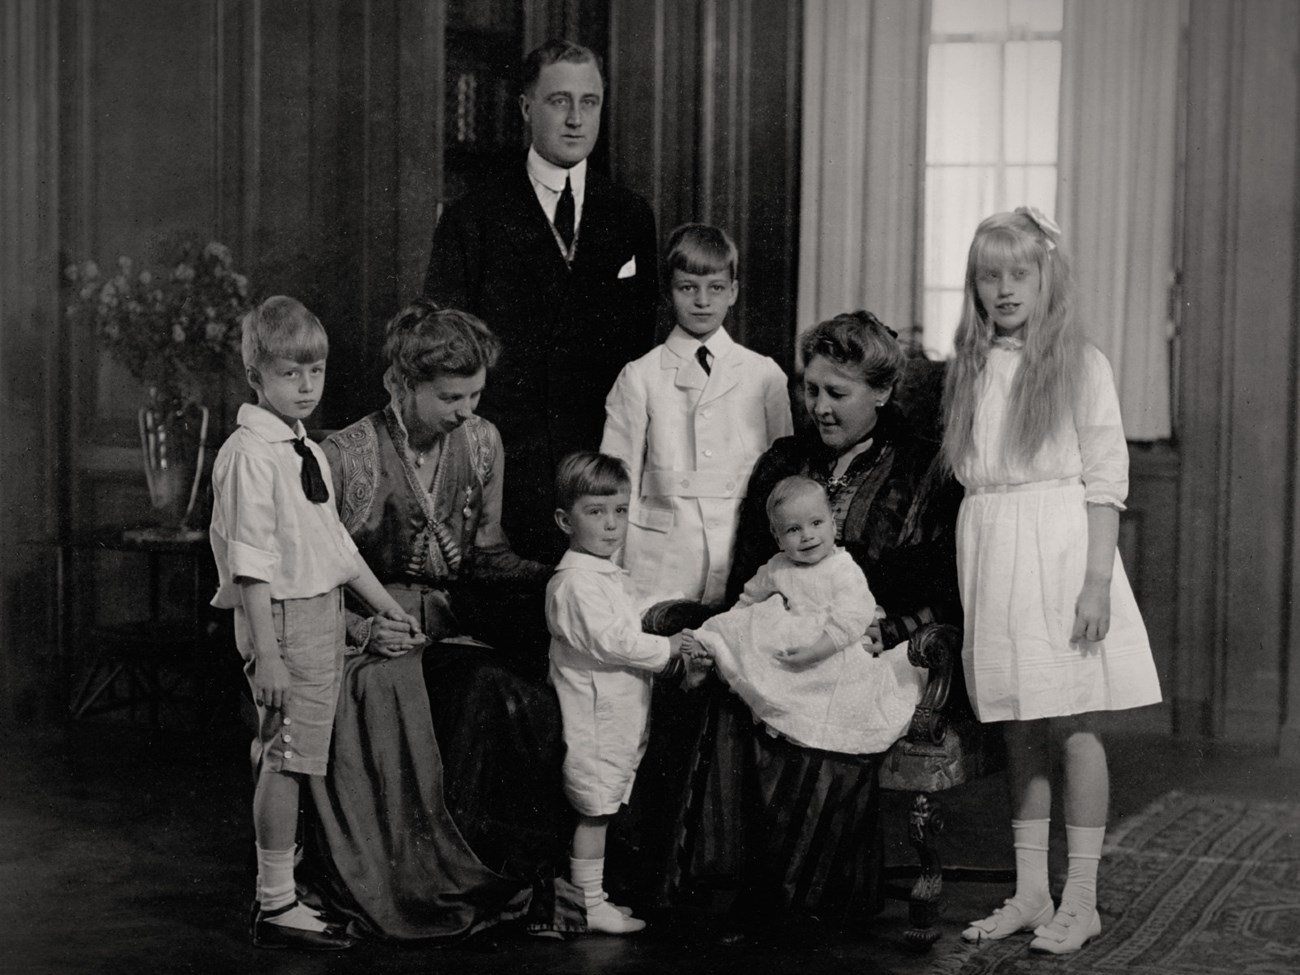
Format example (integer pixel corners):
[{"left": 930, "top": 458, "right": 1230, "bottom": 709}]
[{"left": 424, "top": 39, "right": 658, "bottom": 561}]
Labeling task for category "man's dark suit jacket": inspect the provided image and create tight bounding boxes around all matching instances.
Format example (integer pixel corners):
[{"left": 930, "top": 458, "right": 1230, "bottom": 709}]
[{"left": 424, "top": 162, "right": 658, "bottom": 560}]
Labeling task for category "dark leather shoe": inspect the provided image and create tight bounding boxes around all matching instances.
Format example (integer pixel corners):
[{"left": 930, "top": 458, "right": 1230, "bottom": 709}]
[{"left": 252, "top": 903, "right": 355, "bottom": 951}]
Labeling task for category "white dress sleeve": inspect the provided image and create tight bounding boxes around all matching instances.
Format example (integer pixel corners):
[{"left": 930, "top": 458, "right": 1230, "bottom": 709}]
[
  {"left": 820, "top": 554, "right": 876, "bottom": 651},
  {"left": 736, "top": 556, "right": 780, "bottom": 608},
  {"left": 1076, "top": 346, "right": 1129, "bottom": 510}
]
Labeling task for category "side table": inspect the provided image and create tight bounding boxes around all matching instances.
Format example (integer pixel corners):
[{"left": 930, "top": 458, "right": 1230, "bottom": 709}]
[{"left": 59, "top": 526, "right": 228, "bottom": 727}]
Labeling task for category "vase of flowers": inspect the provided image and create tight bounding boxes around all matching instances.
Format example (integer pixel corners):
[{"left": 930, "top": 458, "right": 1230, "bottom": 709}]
[{"left": 66, "top": 242, "right": 254, "bottom": 536}]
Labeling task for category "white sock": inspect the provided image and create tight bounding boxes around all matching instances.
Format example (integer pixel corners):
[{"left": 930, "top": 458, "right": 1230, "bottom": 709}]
[
  {"left": 1061, "top": 824, "right": 1105, "bottom": 915},
  {"left": 256, "top": 845, "right": 296, "bottom": 912},
  {"left": 1011, "top": 818, "right": 1052, "bottom": 906},
  {"left": 570, "top": 856, "right": 607, "bottom": 911}
]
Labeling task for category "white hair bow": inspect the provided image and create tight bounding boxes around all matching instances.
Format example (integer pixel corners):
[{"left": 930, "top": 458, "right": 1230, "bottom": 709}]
[{"left": 1015, "top": 206, "right": 1061, "bottom": 251}]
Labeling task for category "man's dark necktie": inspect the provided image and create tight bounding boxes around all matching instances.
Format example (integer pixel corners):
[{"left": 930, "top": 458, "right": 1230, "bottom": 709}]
[
  {"left": 555, "top": 175, "right": 575, "bottom": 249},
  {"left": 292, "top": 438, "right": 329, "bottom": 503},
  {"left": 696, "top": 345, "right": 712, "bottom": 375}
]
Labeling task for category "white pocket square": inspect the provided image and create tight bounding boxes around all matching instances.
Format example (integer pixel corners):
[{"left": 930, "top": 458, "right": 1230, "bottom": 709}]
[{"left": 617, "top": 257, "right": 637, "bottom": 279}]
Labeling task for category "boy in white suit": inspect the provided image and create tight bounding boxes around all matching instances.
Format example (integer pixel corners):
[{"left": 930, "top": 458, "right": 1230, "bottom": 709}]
[
  {"left": 546, "top": 451, "right": 694, "bottom": 935},
  {"left": 601, "top": 224, "right": 793, "bottom": 607}
]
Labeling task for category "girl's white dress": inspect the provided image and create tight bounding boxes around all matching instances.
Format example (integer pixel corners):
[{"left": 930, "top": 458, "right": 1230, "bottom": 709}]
[
  {"left": 955, "top": 343, "right": 1162, "bottom": 721},
  {"left": 695, "top": 548, "right": 924, "bottom": 753}
]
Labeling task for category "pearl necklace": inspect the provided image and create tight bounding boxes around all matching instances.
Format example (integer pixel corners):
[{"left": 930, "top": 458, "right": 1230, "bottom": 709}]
[{"left": 410, "top": 439, "right": 438, "bottom": 469}]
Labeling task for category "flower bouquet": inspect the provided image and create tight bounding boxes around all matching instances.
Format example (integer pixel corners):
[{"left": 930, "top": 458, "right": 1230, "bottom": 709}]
[{"left": 66, "top": 242, "right": 255, "bottom": 535}]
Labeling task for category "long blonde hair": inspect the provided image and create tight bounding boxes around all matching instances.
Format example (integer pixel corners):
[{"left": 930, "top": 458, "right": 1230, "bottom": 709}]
[{"left": 942, "top": 209, "right": 1084, "bottom": 470}]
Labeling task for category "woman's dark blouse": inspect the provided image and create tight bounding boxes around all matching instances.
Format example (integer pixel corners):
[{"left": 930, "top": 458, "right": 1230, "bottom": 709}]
[{"left": 725, "top": 403, "right": 962, "bottom": 646}]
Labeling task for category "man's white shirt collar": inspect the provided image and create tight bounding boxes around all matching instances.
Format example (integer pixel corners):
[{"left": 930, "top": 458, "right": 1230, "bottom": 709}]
[
  {"left": 527, "top": 146, "right": 587, "bottom": 196},
  {"left": 527, "top": 147, "right": 587, "bottom": 232}
]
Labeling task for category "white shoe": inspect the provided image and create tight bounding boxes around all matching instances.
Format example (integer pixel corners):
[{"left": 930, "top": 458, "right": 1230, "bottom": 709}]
[
  {"left": 1030, "top": 903, "right": 1101, "bottom": 953},
  {"left": 962, "top": 897, "right": 1055, "bottom": 943},
  {"left": 586, "top": 899, "right": 646, "bottom": 935}
]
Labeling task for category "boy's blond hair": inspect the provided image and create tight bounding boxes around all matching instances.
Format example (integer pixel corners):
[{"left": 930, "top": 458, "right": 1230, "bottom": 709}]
[
  {"left": 554, "top": 451, "right": 630, "bottom": 512},
  {"left": 664, "top": 223, "right": 738, "bottom": 285},
  {"left": 241, "top": 295, "right": 329, "bottom": 375}
]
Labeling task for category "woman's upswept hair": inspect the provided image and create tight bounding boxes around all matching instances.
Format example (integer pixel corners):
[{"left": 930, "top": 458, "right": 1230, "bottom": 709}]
[
  {"left": 798, "top": 310, "right": 905, "bottom": 393},
  {"left": 241, "top": 295, "right": 329, "bottom": 371},
  {"left": 554, "top": 450, "right": 630, "bottom": 511},
  {"left": 382, "top": 298, "right": 500, "bottom": 389},
  {"left": 941, "top": 209, "right": 1083, "bottom": 470}
]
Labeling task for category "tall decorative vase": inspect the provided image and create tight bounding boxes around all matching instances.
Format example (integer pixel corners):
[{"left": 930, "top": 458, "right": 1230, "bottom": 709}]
[{"left": 135, "top": 389, "right": 210, "bottom": 541}]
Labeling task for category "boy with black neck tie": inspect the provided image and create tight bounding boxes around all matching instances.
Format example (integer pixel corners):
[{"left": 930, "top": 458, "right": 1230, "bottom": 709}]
[{"left": 209, "top": 295, "right": 421, "bottom": 950}]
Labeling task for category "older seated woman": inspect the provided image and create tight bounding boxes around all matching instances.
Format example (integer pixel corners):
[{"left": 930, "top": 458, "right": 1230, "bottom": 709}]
[
  {"left": 303, "top": 300, "right": 581, "bottom": 940},
  {"left": 673, "top": 310, "right": 962, "bottom": 939}
]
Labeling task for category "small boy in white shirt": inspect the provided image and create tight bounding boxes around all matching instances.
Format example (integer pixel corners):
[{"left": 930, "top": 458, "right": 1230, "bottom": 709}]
[
  {"left": 209, "top": 295, "right": 422, "bottom": 951},
  {"left": 546, "top": 451, "right": 696, "bottom": 935},
  {"left": 601, "top": 223, "right": 793, "bottom": 607}
]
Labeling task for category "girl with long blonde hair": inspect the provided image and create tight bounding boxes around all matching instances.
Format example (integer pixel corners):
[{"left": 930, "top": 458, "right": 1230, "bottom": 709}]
[{"left": 942, "top": 209, "right": 1161, "bottom": 954}]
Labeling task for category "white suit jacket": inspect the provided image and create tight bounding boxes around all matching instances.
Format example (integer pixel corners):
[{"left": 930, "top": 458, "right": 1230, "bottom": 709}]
[{"left": 601, "top": 326, "right": 792, "bottom": 605}]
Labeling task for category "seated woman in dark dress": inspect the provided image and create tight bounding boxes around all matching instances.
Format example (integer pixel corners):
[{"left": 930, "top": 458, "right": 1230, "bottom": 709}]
[
  {"left": 672, "top": 310, "right": 962, "bottom": 938},
  {"left": 303, "top": 300, "right": 582, "bottom": 940}
]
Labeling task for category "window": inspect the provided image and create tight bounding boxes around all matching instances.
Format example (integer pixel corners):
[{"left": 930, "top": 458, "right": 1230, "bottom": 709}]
[{"left": 922, "top": 0, "right": 1063, "bottom": 357}]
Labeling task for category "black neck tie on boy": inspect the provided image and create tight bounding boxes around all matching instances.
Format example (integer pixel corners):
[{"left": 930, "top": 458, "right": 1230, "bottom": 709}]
[
  {"left": 292, "top": 438, "right": 330, "bottom": 503},
  {"left": 696, "top": 345, "right": 712, "bottom": 375},
  {"left": 554, "top": 175, "right": 575, "bottom": 249}
]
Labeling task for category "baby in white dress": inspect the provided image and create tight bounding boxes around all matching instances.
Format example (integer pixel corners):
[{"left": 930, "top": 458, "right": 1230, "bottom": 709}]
[{"left": 682, "top": 476, "right": 923, "bottom": 754}]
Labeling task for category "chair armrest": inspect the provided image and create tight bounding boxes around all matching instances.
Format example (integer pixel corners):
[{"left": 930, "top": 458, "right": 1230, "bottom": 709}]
[
  {"left": 902, "top": 622, "right": 961, "bottom": 746},
  {"left": 641, "top": 599, "right": 715, "bottom": 636}
]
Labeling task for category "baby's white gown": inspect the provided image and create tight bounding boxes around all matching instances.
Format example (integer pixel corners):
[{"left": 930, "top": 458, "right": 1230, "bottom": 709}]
[{"left": 695, "top": 549, "right": 924, "bottom": 754}]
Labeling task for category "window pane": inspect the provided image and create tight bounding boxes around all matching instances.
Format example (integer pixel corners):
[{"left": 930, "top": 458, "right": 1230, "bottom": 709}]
[
  {"left": 927, "top": 43, "right": 1002, "bottom": 164},
  {"left": 1004, "top": 41, "right": 1060, "bottom": 163},
  {"left": 923, "top": 289, "right": 966, "bottom": 358},
  {"left": 931, "top": 0, "right": 1008, "bottom": 35},
  {"left": 1004, "top": 165, "right": 1057, "bottom": 217},
  {"left": 1009, "top": 0, "right": 1062, "bottom": 32},
  {"left": 924, "top": 165, "right": 998, "bottom": 286}
]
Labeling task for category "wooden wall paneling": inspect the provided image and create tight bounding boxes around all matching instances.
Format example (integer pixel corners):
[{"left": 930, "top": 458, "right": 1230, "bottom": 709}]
[
  {"left": 361, "top": 0, "right": 402, "bottom": 406},
  {"left": 1126, "top": 447, "right": 1180, "bottom": 731},
  {"left": 1178, "top": 0, "right": 1300, "bottom": 745},
  {"left": 396, "top": 1, "right": 445, "bottom": 306},
  {"left": 610, "top": 0, "right": 800, "bottom": 362},
  {"left": 1219, "top": 1, "right": 1298, "bottom": 744},
  {"left": 1, "top": 0, "right": 63, "bottom": 721},
  {"left": 1176, "top": 0, "right": 1237, "bottom": 738},
  {"left": 729, "top": 0, "right": 800, "bottom": 370}
]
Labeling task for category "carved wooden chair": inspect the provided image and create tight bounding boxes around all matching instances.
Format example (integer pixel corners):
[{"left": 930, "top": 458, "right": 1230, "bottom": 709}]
[{"left": 875, "top": 350, "right": 1011, "bottom": 950}]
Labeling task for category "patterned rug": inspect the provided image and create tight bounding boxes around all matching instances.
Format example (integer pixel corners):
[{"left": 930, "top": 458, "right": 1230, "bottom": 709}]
[{"left": 933, "top": 791, "right": 1300, "bottom": 975}]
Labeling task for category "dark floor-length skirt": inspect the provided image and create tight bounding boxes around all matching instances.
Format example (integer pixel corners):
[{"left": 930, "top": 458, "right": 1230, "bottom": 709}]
[
  {"left": 672, "top": 681, "right": 886, "bottom": 927},
  {"left": 304, "top": 644, "right": 583, "bottom": 941}
]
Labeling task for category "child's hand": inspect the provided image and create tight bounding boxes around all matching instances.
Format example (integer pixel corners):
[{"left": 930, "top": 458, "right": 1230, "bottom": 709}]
[
  {"left": 1071, "top": 579, "right": 1111, "bottom": 643},
  {"left": 775, "top": 643, "right": 837, "bottom": 668},
  {"left": 253, "top": 653, "right": 292, "bottom": 710},
  {"left": 369, "top": 608, "right": 425, "bottom": 658}
]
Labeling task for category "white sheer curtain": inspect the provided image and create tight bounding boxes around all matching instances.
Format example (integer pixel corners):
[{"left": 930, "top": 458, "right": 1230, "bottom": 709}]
[
  {"left": 797, "top": 0, "right": 925, "bottom": 348},
  {"left": 1057, "top": 0, "right": 1182, "bottom": 441}
]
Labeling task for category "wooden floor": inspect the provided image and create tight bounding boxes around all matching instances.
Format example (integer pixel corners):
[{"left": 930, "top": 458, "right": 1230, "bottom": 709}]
[{"left": 0, "top": 713, "right": 1293, "bottom": 975}]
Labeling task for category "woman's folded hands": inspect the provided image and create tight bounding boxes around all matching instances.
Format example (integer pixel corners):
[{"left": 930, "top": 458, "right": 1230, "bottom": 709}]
[{"left": 367, "top": 608, "right": 427, "bottom": 657}]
